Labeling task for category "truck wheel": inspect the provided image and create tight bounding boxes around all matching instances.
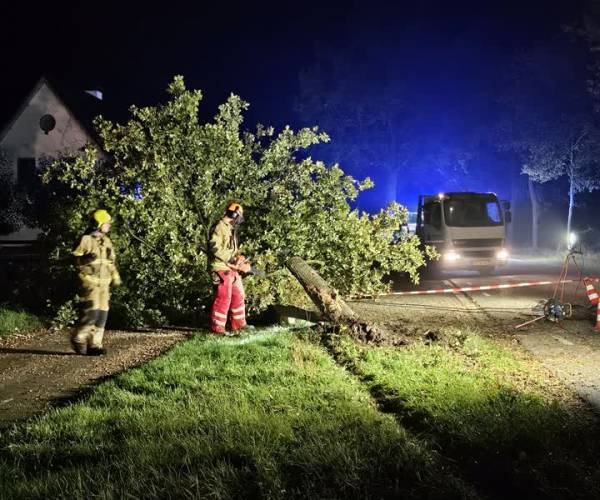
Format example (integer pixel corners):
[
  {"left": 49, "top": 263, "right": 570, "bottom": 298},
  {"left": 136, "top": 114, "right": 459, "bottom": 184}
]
[{"left": 479, "top": 266, "right": 496, "bottom": 276}]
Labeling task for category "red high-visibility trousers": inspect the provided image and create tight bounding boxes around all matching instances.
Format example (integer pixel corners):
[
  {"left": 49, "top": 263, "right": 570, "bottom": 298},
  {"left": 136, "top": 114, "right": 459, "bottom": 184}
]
[{"left": 210, "top": 270, "right": 247, "bottom": 333}]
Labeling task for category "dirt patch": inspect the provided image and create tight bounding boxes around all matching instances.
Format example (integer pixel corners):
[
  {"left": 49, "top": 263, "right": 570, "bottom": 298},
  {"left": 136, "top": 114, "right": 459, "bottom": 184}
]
[
  {"left": 334, "top": 293, "right": 483, "bottom": 347},
  {"left": 0, "top": 328, "right": 190, "bottom": 427},
  {"left": 318, "top": 317, "right": 466, "bottom": 349}
]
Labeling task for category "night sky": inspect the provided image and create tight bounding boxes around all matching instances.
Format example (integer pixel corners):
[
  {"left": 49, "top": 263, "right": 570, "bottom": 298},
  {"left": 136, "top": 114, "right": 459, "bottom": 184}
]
[{"left": 0, "top": 1, "right": 589, "bottom": 214}]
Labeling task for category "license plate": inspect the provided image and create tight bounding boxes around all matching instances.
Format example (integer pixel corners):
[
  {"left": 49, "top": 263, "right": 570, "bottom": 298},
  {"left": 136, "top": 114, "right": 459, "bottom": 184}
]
[{"left": 473, "top": 259, "right": 491, "bottom": 266}]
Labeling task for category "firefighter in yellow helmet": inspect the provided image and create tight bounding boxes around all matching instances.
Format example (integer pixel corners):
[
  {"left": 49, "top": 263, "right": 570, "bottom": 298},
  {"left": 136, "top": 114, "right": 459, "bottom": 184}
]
[
  {"left": 208, "top": 202, "right": 251, "bottom": 333},
  {"left": 71, "top": 209, "right": 121, "bottom": 355}
]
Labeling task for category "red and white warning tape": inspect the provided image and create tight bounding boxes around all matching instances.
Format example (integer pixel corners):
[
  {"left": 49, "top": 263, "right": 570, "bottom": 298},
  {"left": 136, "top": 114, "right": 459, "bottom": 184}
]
[{"left": 351, "top": 278, "right": 599, "bottom": 299}]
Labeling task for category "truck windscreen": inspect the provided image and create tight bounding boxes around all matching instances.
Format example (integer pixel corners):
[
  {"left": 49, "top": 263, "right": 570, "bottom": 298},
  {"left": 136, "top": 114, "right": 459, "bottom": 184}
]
[{"left": 443, "top": 195, "right": 503, "bottom": 227}]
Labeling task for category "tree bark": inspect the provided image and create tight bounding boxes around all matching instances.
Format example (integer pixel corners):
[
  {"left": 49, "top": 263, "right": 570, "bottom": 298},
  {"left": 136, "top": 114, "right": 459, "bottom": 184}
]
[
  {"left": 286, "top": 256, "right": 387, "bottom": 342},
  {"left": 567, "top": 167, "right": 575, "bottom": 244},
  {"left": 527, "top": 177, "right": 539, "bottom": 250},
  {"left": 286, "top": 256, "right": 358, "bottom": 323}
]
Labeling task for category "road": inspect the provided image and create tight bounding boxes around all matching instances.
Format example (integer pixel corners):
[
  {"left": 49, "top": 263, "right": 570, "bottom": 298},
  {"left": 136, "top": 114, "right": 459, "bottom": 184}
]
[{"left": 349, "top": 253, "right": 600, "bottom": 411}]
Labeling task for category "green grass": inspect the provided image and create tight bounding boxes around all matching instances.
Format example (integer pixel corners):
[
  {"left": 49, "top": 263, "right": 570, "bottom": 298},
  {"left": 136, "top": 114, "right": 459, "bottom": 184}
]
[
  {"left": 0, "top": 328, "right": 472, "bottom": 499},
  {"left": 2, "top": 324, "right": 599, "bottom": 499},
  {"left": 331, "top": 328, "right": 600, "bottom": 499},
  {"left": 0, "top": 307, "right": 43, "bottom": 336}
]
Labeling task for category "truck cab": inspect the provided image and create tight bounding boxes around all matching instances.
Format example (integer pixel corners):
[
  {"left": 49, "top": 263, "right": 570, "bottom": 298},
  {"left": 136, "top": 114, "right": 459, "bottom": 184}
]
[{"left": 416, "top": 192, "right": 510, "bottom": 274}]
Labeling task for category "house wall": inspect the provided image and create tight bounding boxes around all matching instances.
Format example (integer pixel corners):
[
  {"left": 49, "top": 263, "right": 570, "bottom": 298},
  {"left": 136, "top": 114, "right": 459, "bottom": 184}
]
[{"left": 0, "top": 82, "right": 93, "bottom": 241}]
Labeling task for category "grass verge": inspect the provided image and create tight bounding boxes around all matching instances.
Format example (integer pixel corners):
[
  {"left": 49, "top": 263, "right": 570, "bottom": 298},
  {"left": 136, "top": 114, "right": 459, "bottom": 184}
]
[
  {"left": 0, "top": 307, "right": 43, "bottom": 336},
  {"left": 329, "top": 327, "right": 600, "bottom": 499},
  {"left": 0, "top": 328, "right": 473, "bottom": 499}
]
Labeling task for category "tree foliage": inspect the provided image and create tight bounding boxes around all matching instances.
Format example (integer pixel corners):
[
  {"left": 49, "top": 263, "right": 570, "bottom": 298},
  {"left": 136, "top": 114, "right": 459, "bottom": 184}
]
[
  {"left": 41, "top": 77, "right": 430, "bottom": 327},
  {"left": 521, "top": 122, "right": 600, "bottom": 188}
]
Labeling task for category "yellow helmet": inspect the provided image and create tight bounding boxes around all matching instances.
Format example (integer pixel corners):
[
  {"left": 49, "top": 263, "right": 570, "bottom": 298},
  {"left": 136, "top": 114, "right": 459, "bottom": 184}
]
[{"left": 92, "top": 209, "right": 112, "bottom": 228}]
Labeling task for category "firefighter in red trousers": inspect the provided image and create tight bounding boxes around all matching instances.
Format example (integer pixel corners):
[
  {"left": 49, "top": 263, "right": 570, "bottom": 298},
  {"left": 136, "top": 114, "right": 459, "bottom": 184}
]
[{"left": 209, "top": 202, "right": 252, "bottom": 333}]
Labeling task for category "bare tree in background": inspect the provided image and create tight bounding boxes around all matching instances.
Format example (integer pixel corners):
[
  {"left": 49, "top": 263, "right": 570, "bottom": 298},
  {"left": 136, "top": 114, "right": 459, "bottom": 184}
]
[
  {"left": 497, "top": 42, "right": 598, "bottom": 248},
  {"left": 521, "top": 120, "right": 600, "bottom": 243}
]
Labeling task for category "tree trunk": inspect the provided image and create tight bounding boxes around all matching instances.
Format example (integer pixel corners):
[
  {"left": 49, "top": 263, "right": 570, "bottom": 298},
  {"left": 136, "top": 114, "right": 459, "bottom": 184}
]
[
  {"left": 567, "top": 172, "right": 575, "bottom": 243},
  {"left": 286, "top": 256, "right": 357, "bottom": 323},
  {"left": 527, "top": 177, "right": 539, "bottom": 250},
  {"left": 286, "top": 256, "right": 386, "bottom": 342},
  {"left": 508, "top": 169, "right": 519, "bottom": 245}
]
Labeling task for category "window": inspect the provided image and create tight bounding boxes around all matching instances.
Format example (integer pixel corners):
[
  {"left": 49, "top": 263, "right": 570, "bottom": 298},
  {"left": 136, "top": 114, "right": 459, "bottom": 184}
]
[
  {"left": 486, "top": 202, "right": 502, "bottom": 224},
  {"left": 423, "top": 201, "right": 433, "bottom": 224},
  {"left": 431, "top": 203, "right": 442, "bottom": 229},
  {"left": 443, "top": 194, "right": 503, "bottom": 227},
  {"left": 423, "top": 201, "right": 442, "bottom": 229},
  {"left": 17, "top": 158, "right": 37, "bottom": 190}
]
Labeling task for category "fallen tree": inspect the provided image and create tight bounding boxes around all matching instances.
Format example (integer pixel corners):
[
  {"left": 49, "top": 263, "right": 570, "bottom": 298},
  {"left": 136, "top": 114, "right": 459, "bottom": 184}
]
[
  {"left": 40, "top": 76, "right": 431, "bottom": 328},
  {"left": 286, "top": 256, "right": 387, "bottom": 342}
]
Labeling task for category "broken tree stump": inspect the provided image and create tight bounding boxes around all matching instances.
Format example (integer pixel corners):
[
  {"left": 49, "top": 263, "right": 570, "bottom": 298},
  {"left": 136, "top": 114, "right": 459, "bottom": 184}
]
[{"left": 286, "top": 256, "right": 386, "bottom": 342}]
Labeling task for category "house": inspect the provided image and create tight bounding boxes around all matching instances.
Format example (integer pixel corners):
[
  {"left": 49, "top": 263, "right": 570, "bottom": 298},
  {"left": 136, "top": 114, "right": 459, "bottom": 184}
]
[{"left": 0, "top": 77, "right": 103, "bottom": 245}]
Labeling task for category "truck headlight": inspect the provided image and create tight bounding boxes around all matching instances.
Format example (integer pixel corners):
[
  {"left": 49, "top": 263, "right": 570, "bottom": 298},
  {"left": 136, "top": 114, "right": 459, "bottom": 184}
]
[
  {"left": 496, "top": 248, "right": 509, "bottom": 260},
  {"left": 444, "top": 250, "right": 461, "bottom": 261}
]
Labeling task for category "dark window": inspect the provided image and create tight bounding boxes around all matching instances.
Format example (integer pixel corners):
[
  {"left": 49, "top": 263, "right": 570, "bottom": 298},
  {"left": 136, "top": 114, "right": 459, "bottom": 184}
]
[
  {"left": 17, "top": 158, "right": 37, "bottom": 189},
  {"left": 443, "top": 194, "right": 503, "bottom": 227},
  {"left": 423, "top": 201, "right": 433, "bottom": 224},
  {"left": 423, "top": 201, "right": 442, "bottom": 229},
  {"left": 431, "top": 203, "right": 442, "bottom": 229}
]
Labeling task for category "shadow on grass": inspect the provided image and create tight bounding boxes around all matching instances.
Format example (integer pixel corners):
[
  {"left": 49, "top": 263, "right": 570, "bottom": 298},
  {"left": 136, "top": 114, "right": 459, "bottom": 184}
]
[{"left": 328, "top": 336, "right": 600, "bottom": 500}]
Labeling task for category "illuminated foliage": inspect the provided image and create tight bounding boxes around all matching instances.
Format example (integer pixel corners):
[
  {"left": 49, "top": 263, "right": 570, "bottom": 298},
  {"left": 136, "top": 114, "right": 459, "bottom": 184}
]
[{"left": 42, "top": 77, "right": 429, "bottom": 326}]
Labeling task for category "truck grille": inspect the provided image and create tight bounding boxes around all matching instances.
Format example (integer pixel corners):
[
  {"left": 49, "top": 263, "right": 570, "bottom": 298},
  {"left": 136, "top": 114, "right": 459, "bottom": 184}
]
[
  {"left": 452, "top": 239, "right": 503, "bottom": 248},
  {"left": 461, "top": 250, "right": 496, "bottom": 258}
]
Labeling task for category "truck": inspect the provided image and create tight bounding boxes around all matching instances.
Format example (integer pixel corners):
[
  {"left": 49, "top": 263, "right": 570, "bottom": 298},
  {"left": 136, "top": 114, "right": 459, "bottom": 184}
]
[{"left": 415, "top": 192, "right": 511, "bottom": 274}]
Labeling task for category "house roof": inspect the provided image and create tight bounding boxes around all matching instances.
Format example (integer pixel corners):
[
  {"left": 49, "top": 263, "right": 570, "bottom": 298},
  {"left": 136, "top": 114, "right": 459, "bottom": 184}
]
[{"left": 0, "top": 76, "right": 106, "bottom": 146}]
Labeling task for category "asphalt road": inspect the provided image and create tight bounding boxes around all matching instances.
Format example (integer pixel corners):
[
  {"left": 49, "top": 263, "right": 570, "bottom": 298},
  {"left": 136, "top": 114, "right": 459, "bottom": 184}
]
[{"left": 361, "top": 253, "right": 600, "bottom": 411}]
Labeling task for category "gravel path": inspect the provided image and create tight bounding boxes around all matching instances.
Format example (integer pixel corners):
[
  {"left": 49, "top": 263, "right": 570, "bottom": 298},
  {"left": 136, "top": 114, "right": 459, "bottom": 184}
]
[{"left": 0, "top": 328, "right": 189, "bottom": 427}]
